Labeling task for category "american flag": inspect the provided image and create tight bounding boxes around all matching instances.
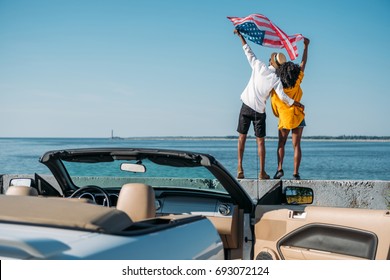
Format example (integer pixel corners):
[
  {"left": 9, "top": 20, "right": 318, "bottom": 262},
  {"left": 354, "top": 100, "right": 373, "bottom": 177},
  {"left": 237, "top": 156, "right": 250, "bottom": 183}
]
[{"left": 227, "top": 14, "right": 303, "bottom": 60}]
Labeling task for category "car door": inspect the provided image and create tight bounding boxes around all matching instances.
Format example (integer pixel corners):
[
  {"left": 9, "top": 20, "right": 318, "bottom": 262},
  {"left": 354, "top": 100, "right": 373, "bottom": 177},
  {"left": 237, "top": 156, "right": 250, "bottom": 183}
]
[{"left": 253, "top": 204, "right": 390, "bottom": 260}]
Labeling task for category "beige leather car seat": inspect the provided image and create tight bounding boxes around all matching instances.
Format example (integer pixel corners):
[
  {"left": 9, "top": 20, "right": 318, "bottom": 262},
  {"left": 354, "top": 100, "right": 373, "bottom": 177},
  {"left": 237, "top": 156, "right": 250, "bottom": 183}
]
[
  {"left": 116, "top": 183, "right": 156, "bottom": 222},
  {"left": 6, "top": 186, "right": 39, "bottom": 196}
]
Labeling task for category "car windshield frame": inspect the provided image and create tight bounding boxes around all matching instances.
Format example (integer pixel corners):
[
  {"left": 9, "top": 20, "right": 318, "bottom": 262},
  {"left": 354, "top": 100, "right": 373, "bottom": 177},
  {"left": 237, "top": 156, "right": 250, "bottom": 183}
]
[{"left": 39, "top": 148, "right": 254, "bottom": 212}]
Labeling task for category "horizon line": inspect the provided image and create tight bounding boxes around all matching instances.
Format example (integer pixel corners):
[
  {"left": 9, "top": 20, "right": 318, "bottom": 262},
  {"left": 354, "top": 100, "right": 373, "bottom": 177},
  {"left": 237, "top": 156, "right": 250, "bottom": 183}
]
[{"left": 1, "top": 135, "right": 390, "bottom": 140}]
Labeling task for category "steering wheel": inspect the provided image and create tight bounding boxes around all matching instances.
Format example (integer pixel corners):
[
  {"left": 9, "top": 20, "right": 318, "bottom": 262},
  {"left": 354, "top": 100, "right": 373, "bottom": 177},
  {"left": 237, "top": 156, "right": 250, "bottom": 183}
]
[{"left": 68, "top": 185, "right": 111, "bottom": 207}]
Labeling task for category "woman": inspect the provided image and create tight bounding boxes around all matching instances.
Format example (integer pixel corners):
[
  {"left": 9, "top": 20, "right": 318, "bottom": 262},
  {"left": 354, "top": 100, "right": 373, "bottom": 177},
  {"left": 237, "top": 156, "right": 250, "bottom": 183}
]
[{"left": 271, "top": 37, "right": 310, "bottom": 180}]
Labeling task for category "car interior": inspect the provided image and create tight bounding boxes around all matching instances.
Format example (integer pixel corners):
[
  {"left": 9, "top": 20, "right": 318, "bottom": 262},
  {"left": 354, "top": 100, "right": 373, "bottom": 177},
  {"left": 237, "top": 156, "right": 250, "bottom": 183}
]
[
  {"left": 3, "top": 181, "right": 244, "bottom": 259},
  {"left": 3, "top": 178, "right": 390, "bottom": 260}
]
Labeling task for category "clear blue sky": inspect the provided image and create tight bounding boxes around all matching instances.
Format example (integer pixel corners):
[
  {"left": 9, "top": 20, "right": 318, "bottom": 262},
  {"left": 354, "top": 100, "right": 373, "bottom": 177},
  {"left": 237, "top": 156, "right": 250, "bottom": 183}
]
[{"left": 1, "top": 0, "right": 389, "bottom": 137}]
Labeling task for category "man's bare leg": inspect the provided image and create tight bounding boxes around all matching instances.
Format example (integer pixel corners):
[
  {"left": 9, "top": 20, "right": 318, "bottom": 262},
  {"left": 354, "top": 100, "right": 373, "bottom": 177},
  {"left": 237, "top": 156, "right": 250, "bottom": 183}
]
[
  {"left": 256, "top": 136, "right": 269, "bottom": 179},
  {"left": 237, "top": 133, "right": 247, "bottom": 178}
]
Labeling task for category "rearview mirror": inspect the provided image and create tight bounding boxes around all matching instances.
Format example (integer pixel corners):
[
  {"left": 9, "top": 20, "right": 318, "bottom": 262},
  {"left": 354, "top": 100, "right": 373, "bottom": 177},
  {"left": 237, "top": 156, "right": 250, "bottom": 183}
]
[
  {"left": 120, "top": 162, "right": 146, "bottom": 173},
  {"left": 285, "top": 186, "right": 313, "bottom": 205}
]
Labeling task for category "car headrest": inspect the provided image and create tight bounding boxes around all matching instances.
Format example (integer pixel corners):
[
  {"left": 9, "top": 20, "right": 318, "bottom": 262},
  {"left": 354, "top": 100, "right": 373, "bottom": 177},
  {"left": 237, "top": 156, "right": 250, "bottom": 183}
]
[
  {"left": 6, "top": 186, "right": 39, "bottom": 196},
  {"left": 116, "top": 183, "right": 156, "bottom": 222}
]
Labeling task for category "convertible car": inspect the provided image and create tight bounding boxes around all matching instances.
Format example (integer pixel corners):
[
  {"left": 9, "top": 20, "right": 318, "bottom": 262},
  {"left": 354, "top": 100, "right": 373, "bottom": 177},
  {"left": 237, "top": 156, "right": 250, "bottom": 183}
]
[{"left": 0, "top": 148, "right": 389, "bottom": 260}]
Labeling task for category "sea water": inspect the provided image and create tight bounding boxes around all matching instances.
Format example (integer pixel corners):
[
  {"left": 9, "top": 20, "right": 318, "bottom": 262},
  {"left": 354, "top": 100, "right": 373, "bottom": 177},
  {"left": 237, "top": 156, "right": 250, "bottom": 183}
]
[{"left": 0, "top": 137, "right": 389, "bottom": 181}]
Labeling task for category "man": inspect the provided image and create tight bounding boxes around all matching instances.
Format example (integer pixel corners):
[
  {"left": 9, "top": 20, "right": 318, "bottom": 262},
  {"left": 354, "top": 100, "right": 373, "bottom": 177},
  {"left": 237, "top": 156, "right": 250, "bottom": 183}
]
[{"left": 234, "top": 29, "right": 304, "bottom": 179}]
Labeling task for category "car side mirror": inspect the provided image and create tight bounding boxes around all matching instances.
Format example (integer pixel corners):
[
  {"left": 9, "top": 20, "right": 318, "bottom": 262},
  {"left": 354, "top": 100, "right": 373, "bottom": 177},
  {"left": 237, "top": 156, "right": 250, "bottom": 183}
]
[
  {"left": 284, "top": 186, "right": 313, "bottom": 205},
  {"left": 9, "top": 178, "right": 35, "bottom": 187}
]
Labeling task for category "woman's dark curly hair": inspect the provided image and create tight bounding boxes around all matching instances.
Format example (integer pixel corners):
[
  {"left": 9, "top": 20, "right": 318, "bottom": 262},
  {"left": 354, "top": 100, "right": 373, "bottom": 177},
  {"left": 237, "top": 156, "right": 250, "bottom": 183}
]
[{"left": 276, "top": 61, "right": 301, "bottom": 89}]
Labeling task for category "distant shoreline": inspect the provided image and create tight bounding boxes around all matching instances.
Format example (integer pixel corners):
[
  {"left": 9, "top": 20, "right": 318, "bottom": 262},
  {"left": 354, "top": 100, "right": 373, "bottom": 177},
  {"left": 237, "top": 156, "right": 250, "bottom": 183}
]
[
  {"left": 1, "top": 136, "right": 390, "bottom": 142},
  {"left": 119, "top": 136, "right": 390, "bottom": 142}
]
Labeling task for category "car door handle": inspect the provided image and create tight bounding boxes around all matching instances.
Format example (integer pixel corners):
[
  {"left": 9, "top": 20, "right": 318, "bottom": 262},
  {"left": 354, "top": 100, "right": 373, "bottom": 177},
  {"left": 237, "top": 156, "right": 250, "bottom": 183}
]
[{"left": 288, "top": 210, "right": 307, "bottom": 219}]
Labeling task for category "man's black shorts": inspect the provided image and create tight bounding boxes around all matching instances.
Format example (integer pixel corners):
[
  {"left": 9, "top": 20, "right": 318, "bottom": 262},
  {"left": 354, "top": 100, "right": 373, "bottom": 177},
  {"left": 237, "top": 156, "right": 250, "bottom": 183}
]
[{"left": 237, "top": 103, "right": 266, "bottom": 138}]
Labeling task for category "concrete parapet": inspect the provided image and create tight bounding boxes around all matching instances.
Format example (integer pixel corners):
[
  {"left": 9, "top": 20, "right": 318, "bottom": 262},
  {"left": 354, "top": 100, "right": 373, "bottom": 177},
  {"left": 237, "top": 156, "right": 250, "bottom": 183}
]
[
  {"left": 1, "top": 174, "right": 389, "bottom": 210},
  {"left": 239, "top": 179, "right": 390, "bottom": 210}
]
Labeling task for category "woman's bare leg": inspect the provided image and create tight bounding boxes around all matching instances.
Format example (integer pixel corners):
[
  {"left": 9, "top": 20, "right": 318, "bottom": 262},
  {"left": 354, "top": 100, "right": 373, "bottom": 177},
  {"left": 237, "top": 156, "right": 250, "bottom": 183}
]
[
  {"left": 291, "top": 127, "right": 304, "bottom": 175},
  {"left": 277, "top": 129, "right": 290, "bottom": 171}
]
